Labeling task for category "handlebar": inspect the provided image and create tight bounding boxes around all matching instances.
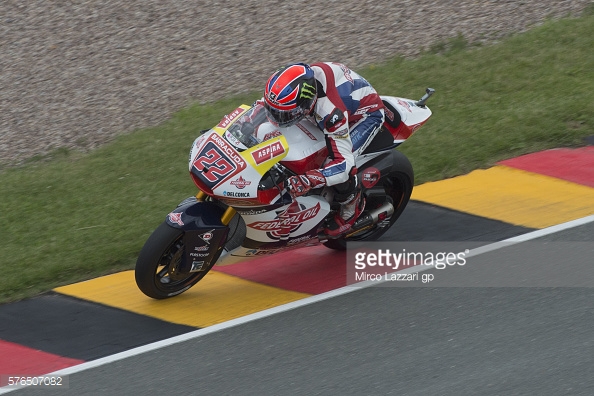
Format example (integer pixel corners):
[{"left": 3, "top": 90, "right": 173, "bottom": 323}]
[{"left": 269, "top": 163, "right": 291, "bottom": 196}]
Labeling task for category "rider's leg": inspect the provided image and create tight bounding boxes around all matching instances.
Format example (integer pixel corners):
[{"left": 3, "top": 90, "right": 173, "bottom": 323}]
[
  {"left": 324, "top": 109, "right": 385, "bottom": 238},
  {"left": 324, "top": 172, "right": 365, "bottom": 238},
  {"left": 350, "top": 109, "right": 385, "bottom": 156}
]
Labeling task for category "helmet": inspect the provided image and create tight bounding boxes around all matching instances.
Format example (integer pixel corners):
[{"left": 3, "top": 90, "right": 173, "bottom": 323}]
[{"left": 263, "top": 63, "right": 317, "bottom": 128}]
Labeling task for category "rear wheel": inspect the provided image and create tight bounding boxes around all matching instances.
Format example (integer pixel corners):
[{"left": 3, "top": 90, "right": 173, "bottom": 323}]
[
  {"left": 323, "top": 152, "right": 413, "bottom": 251},
  {"left": 135, "top": 222, "right": 214, "bottom": 299}
]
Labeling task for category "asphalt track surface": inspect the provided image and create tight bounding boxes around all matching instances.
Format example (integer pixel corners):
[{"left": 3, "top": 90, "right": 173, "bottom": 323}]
[
  {"left": 1, "top": 147, "right": 594, "bottom": 395},
  {"left": 6, "top": 221, "right": 594, "bottom": 396}
]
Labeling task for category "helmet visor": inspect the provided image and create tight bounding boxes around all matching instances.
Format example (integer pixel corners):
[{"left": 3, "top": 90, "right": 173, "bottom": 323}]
[{"left": 263, "top": 103, "right": 306, "bottom": 128}]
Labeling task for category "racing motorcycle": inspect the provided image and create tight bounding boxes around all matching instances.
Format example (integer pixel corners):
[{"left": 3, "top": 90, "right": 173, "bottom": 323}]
[{"left": 135, "top": 88, "right": 435, "bottom": 299}]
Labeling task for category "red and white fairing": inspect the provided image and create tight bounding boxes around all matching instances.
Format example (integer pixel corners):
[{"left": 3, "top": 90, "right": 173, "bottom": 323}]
[
  {"left": 188, "top": 96, "right": 431, "bottom": 265},
  {"left": 221, "top": 195, "right": 332, "bottom": 264},
  {"left": 381, "top": 96, "right": 433, "bottom": 145},
  {"left": 259, "top": 117, "right": 327, "bottom": 174},
  {"left": 252, "top": 95, "right": 433, "bottom": 173}
]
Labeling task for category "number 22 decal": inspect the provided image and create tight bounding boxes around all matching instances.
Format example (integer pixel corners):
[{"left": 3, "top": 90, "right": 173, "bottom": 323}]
[{"left": 193, "top": 145, "right": 236, "bottom": 183}]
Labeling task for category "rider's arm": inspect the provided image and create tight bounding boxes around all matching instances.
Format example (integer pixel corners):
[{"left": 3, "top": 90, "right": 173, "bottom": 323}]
[
  {"left": 316, "top": 107, "right": 356, "bottom": 187},
  {"left": 285, "top": 109, "right": 355, "bottom": 197}
]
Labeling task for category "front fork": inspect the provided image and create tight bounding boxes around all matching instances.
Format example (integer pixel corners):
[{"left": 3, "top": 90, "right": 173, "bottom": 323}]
[{"left": 196, "top": 191, "right": 237, "bottom": 226}]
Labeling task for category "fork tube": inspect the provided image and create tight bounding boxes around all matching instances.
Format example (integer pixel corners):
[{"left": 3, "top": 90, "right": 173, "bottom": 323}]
[
  {"left": 221, "top": 207, "right": 237, "bottom": 225},
  {"left": 196, "top": 191, "right": 207, "bottom": 202}
]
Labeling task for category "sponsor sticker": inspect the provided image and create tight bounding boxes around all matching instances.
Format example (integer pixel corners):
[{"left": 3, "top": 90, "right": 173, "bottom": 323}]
[
  {"left": 251, "top": 141, "right": 285, "bottom": 165},
  {"left": 224, "top": 131, "right": 244, "bottom": 148},
  {"left": 168, "top": 212, "right": 184, "bottom": 226},
  {"left": 296, "top": 123, "right": 318, "bottom": 140},
  {"left": 193, "top": 135, "right": 207, "bottom": 149},
  {"left": 223, "top": 191, "right": 251, "bottom": 198},
  {"left": 397, "top": 99, "right": 412, "bottom": 113},
  {"left": 209, "top": 133, "right": 246, "bottom": 167},
  {"left": 198, "top": 230, "right": 215, "bottom": 244},
  {"left": 362, "top": 167, "right": 381, "bottom": 189},
  {"left": 247, "top": 203, "right": 321, "bottom": 239},
  {"left": 245, "top": 248, "right": 281, "bottom": 257},
  {"left": 217, "top": 107, "right": 244, "bottom": 129},
  {"left": 190, "top": 252, "right": 210, "bottom": 258},
  {"left": 262, "top": 130, "right": 283, "bottom": 141},
  {"left": 218, "top": 198, "right": 259, "bottom": 206},
  {"left": 354, "top": 104, "right": 379, "bottom": 116},
  {"left": 332, "top": 128, "right": 349, "bottom": 138},
  {"left": 288, "top": 234, "right": 317, "bottom": 246},
  {"left": 190, "top": 261, "right": 206, "bottom": 272},
  {"left": 384, "top": 107, "right": 395, "bottom": 122},
  {"left": 336, "top": 63, "right": 354, "bottom": 84},
  {"left": 237, "top": 208, "right": 268, "bottom": 216},
  {"left": 230, "top": 176, "right": 251, "bottom": 189}
]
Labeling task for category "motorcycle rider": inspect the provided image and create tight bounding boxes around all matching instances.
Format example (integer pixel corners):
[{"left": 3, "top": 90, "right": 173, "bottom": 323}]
[{"left": 262, "top": 62, "right": 385, "bottom": 238}]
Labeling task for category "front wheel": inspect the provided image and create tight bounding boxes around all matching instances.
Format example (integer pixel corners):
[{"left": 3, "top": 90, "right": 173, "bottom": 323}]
[{"left": 135, "top": 222, "right": 214, "bottom": 299}]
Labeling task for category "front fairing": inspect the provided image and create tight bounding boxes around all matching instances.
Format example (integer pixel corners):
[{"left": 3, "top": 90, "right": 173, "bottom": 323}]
[{"left": 188, "top": 104, "right": 290, "bottom": 206}]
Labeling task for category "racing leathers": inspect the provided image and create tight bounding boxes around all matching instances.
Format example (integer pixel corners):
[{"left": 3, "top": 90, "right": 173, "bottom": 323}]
[{"left": 288, "top": 62, "right": 386, "bottom": 237}]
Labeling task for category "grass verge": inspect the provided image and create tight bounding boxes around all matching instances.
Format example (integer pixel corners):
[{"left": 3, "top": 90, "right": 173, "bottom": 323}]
[{"left": 1, "top": 14, "right": 594, "bottom": 303}]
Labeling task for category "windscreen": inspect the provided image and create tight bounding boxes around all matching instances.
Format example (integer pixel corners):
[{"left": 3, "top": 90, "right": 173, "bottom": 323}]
[{"left": 226, "top": 103, "right": 274, "bottom": 149}]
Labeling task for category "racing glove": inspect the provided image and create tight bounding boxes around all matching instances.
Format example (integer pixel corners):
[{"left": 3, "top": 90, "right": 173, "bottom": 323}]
[{"left": 287, "top": 170, "right": 326, "bottom": 197}]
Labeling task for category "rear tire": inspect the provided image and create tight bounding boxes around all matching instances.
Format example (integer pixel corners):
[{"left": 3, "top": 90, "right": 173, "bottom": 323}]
[
  {"left": 135, "top": 222, "right": 214, "bottom": 299},
  {"left": 323, "top": 151, "right": 414, "bottom": 251}
]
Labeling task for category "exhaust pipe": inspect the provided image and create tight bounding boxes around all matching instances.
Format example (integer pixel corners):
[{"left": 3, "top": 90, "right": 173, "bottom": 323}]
[
  {"left": 318, "top": 201, "right": 395, "bottom": 242},
  {"left": 351, "top": 201, "right": 395, "bottom": 233}
]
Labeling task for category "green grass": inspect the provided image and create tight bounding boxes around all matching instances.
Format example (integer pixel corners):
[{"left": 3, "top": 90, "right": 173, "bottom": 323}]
[
  {"left": 361, "top": 15, "right": 594, "bottom": 181},
  {"left": 1, "top": 13, "right": 594, "bottom": 303}
]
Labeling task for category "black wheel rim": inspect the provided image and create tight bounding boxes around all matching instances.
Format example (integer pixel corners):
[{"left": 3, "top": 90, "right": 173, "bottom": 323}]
[{"left": 154, "top": 234, "right": 201, "bottom": 293}]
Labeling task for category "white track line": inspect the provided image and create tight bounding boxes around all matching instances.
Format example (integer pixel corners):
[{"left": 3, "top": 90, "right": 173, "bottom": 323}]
[{"left": 2, "top": 213, "right": 594, "bottom": 394}]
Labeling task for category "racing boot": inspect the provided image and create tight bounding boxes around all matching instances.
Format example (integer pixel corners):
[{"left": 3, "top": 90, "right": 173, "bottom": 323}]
[{"left": 324, "top": 189, "right": 365, "bottom": 239}]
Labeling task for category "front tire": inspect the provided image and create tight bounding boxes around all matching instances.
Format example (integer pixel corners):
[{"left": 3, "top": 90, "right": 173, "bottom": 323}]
[{"left": 135, "top": 222, "right": 214, "bottom": 299}]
